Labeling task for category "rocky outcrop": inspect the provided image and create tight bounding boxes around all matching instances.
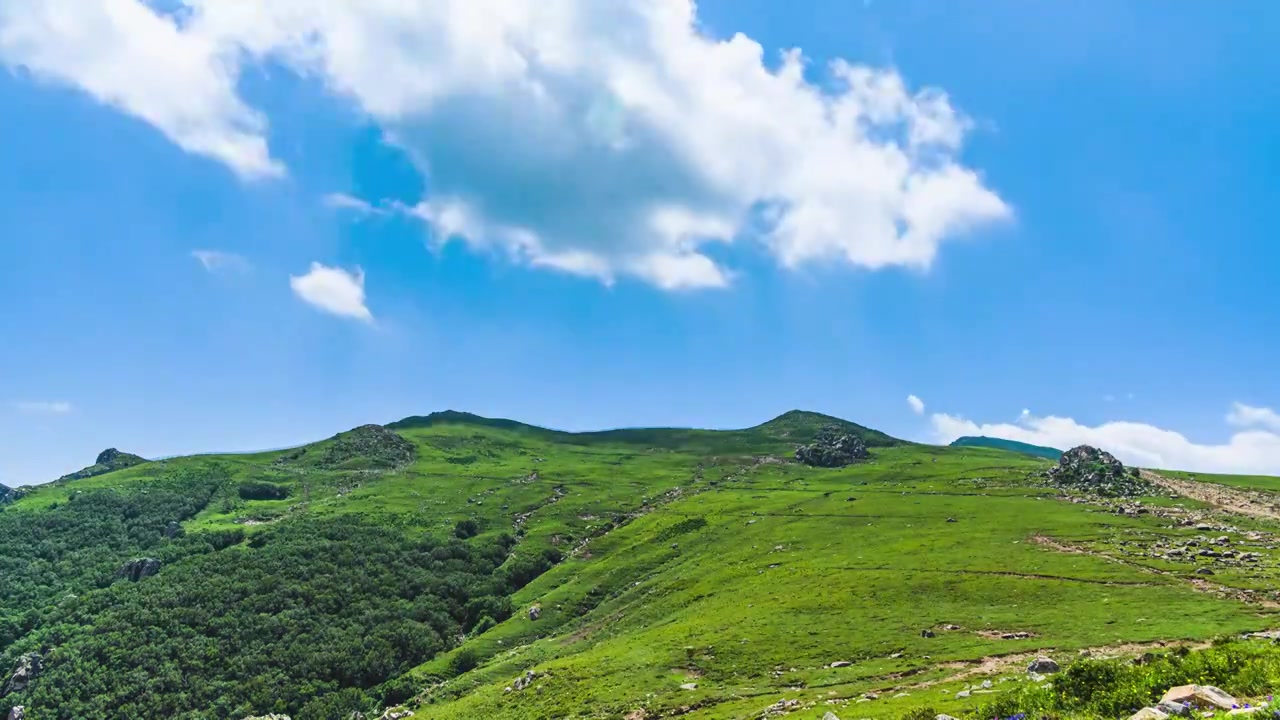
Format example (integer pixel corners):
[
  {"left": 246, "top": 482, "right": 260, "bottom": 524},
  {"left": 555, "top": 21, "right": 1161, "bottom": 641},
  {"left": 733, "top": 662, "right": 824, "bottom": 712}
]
[
  {"left": 8, "top": 706, "right": 24, "bottom": 720},
  {"left": 795, "top": 425, "right": 870, "bottom": 468},
  {"left": 58, "top": 448, "right": 147, "bottom": 482},
  {"left": 118, "top": 558, "right": 162, "bottom": 582},
  {"left": 319, "top": 425, "right": 416, "bottom": 470},
  {"left": 240, "top": 715, "right": 291, "bottom": 720},
  {"left": 2, "top": 653, "right": 41, "bottom": 697},
  {"left": 1045, "top": 445, "right": 1152, "bottom": 497}
]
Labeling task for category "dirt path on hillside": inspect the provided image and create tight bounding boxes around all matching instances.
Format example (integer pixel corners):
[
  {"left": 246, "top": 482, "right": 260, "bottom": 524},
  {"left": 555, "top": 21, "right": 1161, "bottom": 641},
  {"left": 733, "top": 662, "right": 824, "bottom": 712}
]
[
  {"left": 1029, "top": 534, "right": 1280, "bottom": 609},
  {"left": 1142, "top": 470, "right": 1280, "bottom": 521}
]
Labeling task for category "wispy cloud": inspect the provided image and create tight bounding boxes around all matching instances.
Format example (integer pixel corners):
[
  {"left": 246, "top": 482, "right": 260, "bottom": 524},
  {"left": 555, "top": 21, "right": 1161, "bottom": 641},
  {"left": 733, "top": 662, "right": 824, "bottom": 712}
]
[
  {"left": 192, "top": 250, "right": 250, "bottom": 273},
  {"left": 906, "top": 394, "right": 926, "bottom": 415},
  {"left": 13, "top": 400, "right": 72, "bottom": 415},
  {"left": 289, "top": 262, "right": 373, "bottom": 322},
  {"left": 1227, "top": 402, "right": 1280, "bottom": 433},
  {"left": 323, "top": 193, "right": 386, "bottom": 216}
]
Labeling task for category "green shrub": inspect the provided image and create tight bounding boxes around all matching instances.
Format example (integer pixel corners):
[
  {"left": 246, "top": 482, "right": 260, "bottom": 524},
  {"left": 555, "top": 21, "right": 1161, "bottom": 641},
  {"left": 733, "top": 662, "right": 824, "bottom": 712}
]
[
  {"left": 237, "top": 480, "right": 291, "bottom": 501},
  {"left": 899, "top": 706, "right": 938, "bottom": 720},
  {"left": 455, "top": 518, "right": 480, "bottom": 539},
  {"left": 448, "top": 647, "right": 479, "bottom": 677}
]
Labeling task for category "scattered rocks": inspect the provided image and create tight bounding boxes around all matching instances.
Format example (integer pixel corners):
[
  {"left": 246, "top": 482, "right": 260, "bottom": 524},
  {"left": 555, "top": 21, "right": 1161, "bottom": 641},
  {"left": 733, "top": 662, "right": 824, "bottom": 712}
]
[
  {"left": 240, "top": 715, "right": 291, "bottom": 720},
  {"left": 1045, "top": 445, "right": 1152, "bottom": 497},
  {"left": 378, "top": 709, "right": 413, "bottom": 720},
  {"left": 117, "top": 557, "right": 162, "bottom": 582},
  {"left": 763, "top": 699, "right": 800, "bottom": 715},
  {"left": 2, "top": 653, "right": 41, "bottom": 697},
  {"left": 1027, "top": 657, "right": 1060, "bottom": 674},
  {"left": 513, "top": 670, "right": 538, "bottom": 692},
  {"left": 935, "top": 715, "right": 958, "bottom": 720},
  {"left": 528, "top": 605, "right": 541, "bottom": 621},
  {"left": 795, "top": 425, "right": 870, "bottom": 468}
]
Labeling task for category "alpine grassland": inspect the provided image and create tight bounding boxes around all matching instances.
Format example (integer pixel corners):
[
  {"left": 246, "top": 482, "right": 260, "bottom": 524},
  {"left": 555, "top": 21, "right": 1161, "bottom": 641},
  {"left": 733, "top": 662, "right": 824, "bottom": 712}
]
[{"left": 4, "top": 410, "right": 1280, "bottom": 719}]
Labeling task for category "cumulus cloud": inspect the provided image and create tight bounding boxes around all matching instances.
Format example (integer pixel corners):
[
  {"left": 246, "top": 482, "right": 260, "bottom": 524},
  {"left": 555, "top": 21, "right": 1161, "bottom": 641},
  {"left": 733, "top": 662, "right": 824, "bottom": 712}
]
[
  {"left": 907, "top": 394, "right": 925, "bottom": 415},
  {"left": 1226, "top": 402, "right": 1280, "bottom": 433},
  {"left": 0, "top": 0, "right": 1010, "bottom": 290},
  {"left": 931, "top": 404, "right": 1280, "bottom": 476},
  {"left": 0, "top": 0, "right": 281, "bottom": 179},
  {"left": 12, "top": 401, "right": 72, "bottom": 415},
  {"left": 192, "top": 249, "right": 250, "bottom": 273},
  {"left": 289, "top": 262, "right": 372, "bottom": 321}
]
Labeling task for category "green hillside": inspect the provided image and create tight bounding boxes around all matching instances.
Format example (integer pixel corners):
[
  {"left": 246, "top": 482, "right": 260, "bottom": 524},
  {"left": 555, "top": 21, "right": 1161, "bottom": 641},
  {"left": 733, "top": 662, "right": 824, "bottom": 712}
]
[
  {"left": 3, "top": 412, "right": 1280, "bottom": 720},
  {"left": 950, "top": 435, "right": 1063, "bottom": 460}
]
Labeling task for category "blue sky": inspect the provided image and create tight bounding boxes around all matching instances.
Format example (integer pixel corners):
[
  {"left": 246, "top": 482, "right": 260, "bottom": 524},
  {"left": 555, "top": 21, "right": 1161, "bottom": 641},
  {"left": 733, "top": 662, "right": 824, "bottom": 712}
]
[{"left": 2, "top": 0, "right": 1279, "bottom": 484}]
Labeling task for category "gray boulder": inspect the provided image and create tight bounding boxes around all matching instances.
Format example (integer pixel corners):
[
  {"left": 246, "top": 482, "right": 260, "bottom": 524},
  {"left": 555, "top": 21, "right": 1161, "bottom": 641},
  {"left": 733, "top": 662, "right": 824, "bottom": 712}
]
[
  {"left": 1027, "top": 656, "right": 1060, "bottom": 673},
  {"left": 2, "top": 653, "right": 41, "bottom": 697},
  {"left": 8, "top": 706, "right": 23, "bottom": 720},
  {"left": 528, "top": 605, "right": 541, "bottom": 621},
  {"left": 118, "top": 557, "right": 162, "bottom": 582}
]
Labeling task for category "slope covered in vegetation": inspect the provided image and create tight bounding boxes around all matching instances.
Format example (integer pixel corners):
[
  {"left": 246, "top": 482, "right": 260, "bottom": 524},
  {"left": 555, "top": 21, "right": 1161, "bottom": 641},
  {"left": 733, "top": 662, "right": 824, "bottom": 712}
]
[
  {"left": 949, "top": 435, "right": 1063, "bottom": 460},
  {"left": 2, "top": 412, "right": 1280, "bottom": 720}
]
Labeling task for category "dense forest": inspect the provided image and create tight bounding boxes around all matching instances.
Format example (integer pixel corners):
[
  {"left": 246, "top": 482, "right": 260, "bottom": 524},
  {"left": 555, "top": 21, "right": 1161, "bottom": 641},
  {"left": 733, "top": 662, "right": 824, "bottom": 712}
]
[{"left": 0, "top": 462, "right": 531, "bottom": 719}]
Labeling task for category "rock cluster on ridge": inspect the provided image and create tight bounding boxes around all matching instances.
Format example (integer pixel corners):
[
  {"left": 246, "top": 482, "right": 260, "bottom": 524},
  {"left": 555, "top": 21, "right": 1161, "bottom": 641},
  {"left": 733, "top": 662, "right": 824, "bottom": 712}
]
[
  {"left": 795, "top": 424, "right": 870, "bottom": 468},
  {"left": 57, "top": 448, "right": 147, "bottom": 482},
  {"left": 319, "top": 425, "right": 416, "bottom": 469},
  {"left": 1045, "top": 445, "right": 1152, "bottom": 497}
]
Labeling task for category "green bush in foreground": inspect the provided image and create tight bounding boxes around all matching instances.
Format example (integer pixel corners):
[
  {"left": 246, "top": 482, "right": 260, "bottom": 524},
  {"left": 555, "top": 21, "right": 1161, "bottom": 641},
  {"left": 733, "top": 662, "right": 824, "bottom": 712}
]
[{"left": 976, "top": 638, "right": 1280, "bottom": 719}]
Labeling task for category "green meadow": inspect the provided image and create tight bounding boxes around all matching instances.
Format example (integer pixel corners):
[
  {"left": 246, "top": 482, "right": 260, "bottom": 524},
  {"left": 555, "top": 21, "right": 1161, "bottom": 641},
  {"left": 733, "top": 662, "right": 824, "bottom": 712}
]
[{"left": 3, "top": 411, "right": 1280, "bottom": 719}]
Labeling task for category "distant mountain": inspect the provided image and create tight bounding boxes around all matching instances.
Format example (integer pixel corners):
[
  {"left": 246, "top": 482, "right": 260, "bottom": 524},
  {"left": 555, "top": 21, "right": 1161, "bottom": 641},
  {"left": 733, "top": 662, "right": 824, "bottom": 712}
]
[{"left": 950, "top": 435, "right": 1062, "bottom": 460}]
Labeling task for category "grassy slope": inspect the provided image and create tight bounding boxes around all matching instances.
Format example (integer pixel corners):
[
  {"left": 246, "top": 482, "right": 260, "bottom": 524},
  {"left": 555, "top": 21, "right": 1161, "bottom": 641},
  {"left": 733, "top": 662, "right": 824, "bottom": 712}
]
[
  {"left": 411, "top": 441, "right": 1275, "bottom": 720},
  {"left": 1159, "top": 468, "right": 1280, "bottom": 493},
  {"left": 6, "top": 412, "right": 1280, "bottom": 720}
]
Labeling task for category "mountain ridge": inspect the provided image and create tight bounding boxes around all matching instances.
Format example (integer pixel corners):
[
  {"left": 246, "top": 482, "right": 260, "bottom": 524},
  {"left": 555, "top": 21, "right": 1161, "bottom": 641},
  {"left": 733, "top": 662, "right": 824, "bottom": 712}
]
[{"left": 950, "top": 434, "right": 1062, "bottom": 460}]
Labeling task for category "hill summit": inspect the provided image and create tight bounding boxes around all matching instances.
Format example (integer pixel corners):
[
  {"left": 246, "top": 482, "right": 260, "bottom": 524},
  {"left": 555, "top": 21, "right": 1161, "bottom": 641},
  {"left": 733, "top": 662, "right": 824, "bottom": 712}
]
[{"left": 57, "top": 447, "right": 147, "bottom": 482}]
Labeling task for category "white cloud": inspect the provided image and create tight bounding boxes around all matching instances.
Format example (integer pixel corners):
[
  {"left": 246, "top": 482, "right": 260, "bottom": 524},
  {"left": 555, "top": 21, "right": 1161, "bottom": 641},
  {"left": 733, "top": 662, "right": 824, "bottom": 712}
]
[
  {"left": 931, "top": 403, "right": 1280, "bottom": 476},
  {"left": 289, "top": 263, "right": 373, "bottom": 321},
  {"left": 0, "top": 0, "right": 1010, "bottom": 290},
  {"left": 907, "top": 394, "right": 925, "bottom": 415},
  {"left": 323, "top": 193, "right": 384, "bottom": 216},
  {"left": 13, "top": 401, "right": 72, "bottom": 415},
  {"left": 192, "top": 249, "right": 250, "bottom": 273},
  {"left": 1226, "top": 402, "right": 1280, "bottom": 433},
  {"left": 0, "top": 0, "right": 282, "bottom": 179}
]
